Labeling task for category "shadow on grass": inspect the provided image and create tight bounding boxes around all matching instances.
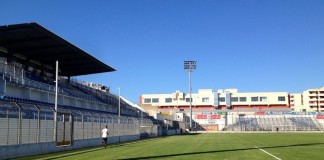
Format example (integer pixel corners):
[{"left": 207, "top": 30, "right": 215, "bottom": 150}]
[
  {"left": 179, "top": 133, "right": 201, "bottom": 136},
  {"left": 117, "top": 142, "right": 324, "bottom": 160},
  {"left": 18, "top": 147, "right": 106, "bottom": 160},
  {"left": 27, "top": 137, "right": 167, "bottom": 160}
]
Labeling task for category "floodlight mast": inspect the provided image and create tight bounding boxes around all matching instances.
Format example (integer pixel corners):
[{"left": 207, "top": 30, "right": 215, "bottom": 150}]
[
  {"left": 184, "top": 61, "right": 197, "bottom": 130},
  {"left": 54, "top": 61, "right": 58, "bottom": 142}
]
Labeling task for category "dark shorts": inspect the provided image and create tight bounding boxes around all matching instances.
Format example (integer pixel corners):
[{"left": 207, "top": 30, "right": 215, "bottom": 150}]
[{"left": 102, "top": 138, "right": 107, "bottom": 143}]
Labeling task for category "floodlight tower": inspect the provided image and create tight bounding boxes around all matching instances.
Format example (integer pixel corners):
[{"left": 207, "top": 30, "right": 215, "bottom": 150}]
[
  {"left": 184, "top": 60, "right": 197, "bottom": 129},
  {"left": 54, "top": 61, "right": 58, "bottom": 142}
]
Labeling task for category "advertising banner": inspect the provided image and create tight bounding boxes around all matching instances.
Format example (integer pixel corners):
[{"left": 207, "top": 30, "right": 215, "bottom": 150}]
[
  {"left": 196, "top": 114, "right": 221, "bottom": 119},
  {"left": 210, "top": 115, "right": 221, "bottom": 119},
  {"left": 196, "top": 114, "right": 207, "bottom": 119},
  {"left": 317, "top": 115, "right": 324, "bottom": 119}
]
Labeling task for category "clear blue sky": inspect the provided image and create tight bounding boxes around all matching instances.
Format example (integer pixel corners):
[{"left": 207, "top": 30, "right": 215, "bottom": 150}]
[{"left": 1, "top": 0, "right": 324, "bottom": 103}]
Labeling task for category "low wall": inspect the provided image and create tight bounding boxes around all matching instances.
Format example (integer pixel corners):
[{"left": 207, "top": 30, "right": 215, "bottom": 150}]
[
  {"left": 0, "top": 135, "right": 140, "bottom": 160},
  {"left": 167, "top": 129, "right": 180, "bottom": 135}
]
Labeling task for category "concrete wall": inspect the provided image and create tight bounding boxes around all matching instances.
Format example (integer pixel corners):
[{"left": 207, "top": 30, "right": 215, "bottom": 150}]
[
  {"left": 0, "top": 135, "right": 140, "bottom": 160},
  {"left": 167, "top": 129, "right": 179, "bottom": 135}
]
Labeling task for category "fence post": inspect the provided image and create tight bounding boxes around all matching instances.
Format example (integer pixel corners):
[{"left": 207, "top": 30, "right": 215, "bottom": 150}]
[
  {"left": 108, "top": 114, "right": 114, "bottom": 137},
  {"left": 6, "top": 108, "right": 9, "bottom": 145},
  {"left": 70, "top": 113, "right": 73, "bottom": 144},
  {"left": 79, "top": 111, "right": 84, "bottom": 139},
  {"left": 90, "top": 113, "right": 94, "bottom": 138},
  {"left": 17, "top": 103, "right": 21, "bottom": 144},
  {"left": 34, "top": 105, "right": 40, "bottom": 143}
]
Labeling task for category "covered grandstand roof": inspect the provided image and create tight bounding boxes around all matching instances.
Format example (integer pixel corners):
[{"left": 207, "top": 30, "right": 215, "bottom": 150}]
[{"left": 0, "top": 22, "right": 116, "bottom": 76}]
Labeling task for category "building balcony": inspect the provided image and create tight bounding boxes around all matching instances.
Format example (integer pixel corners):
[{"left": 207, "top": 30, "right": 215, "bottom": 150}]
[
  {"left": 309, "top": 91, "right": 318, "bottom": 94},
  {"left": 309, "top": 103, "right": 317, "bottom": 107}
]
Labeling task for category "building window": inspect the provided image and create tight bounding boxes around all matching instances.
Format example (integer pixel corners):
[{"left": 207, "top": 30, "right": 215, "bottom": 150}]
[
  {"left": 202, "top": 97, "right": 209, "bottom": 103},
  {"left": 260, "top": 97, "right": 267, "bottom": 102},
  {"left": 239, "top": 97, "right": 247, "bottom": 102},
  {"left": 152, "top": 98, "right": 159, "bottom": 103},
  {"left": 251, "top": 97, "right": 258, "bottom": 102},
  {"left": 278, "top": 96, "right": 285, "bottom": 101},
  {"left": 219, "top": 97, "right": 225, "bottom": 102},
  {"left": 165, "top": 98, "right": 172, "bottom": 103},
  {"left": 144, "top": 98, "right": 151, "bottom": 103},
  {"left": 186, "top": 98, "right": 192, "bottom": 102},
  {"left": 231, "top": 97, "right": 238, "bottom": 102}
]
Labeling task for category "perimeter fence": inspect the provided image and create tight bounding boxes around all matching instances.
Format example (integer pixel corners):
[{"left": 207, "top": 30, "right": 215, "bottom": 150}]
[{"left": 0, "top": 101, "right": 155, "bottom": 146}]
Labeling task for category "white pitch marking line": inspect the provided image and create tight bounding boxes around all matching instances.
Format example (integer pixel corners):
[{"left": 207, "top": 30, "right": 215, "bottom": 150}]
[{"left": 256, "top": 147, "right": 282, "bottom": 160}]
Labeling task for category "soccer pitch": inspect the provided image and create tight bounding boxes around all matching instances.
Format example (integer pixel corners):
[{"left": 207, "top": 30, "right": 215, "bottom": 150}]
[{"left": 16, "top": 133, "right": 324, "bottom": 160}]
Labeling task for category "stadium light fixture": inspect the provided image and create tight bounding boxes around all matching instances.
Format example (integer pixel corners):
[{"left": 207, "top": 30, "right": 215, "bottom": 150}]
[{"left": 184, "top": 60, "right": 197, "bottom": 130}]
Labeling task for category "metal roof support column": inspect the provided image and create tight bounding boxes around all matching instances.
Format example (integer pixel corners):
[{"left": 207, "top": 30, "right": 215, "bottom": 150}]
[{"left": 68, "top": 76, "right": 70, "bottom": 85}]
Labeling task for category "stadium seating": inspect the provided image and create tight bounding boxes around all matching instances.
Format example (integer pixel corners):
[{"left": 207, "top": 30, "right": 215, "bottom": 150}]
[
  {"left": 225, "top": 115, "right": 322, "bottom": 131},
  {"left": 0, "top": 61, "right": 144, "bottom": 117}
]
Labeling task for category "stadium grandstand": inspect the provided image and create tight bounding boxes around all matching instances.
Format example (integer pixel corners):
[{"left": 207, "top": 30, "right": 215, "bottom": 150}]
[{"left": 0, "top": 22, "right": 162, "bottom": 159}]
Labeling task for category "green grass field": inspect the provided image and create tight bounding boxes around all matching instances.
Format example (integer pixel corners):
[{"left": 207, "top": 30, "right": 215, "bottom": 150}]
[{"left": 16, "top": 133, "right": 324, "bottom": 160}]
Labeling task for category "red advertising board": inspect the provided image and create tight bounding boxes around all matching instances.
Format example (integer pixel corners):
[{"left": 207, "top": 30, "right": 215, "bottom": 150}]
[
  {"left": 254, "top": 111, "right": 266, "bottom": 115},
  {"left": 210, "top": 115, "right": 221, "bottom": 119},
  {"left": 200, "top": 124, "right": 218, "bottom": 131},
  {"left": 196, "top": 114, "right": 221, "bottom": 119},
  {"left": 196, "top": 114, "right": 207, "bottom": 119},
  {"left": 317, "top": 115, "right": 324, "bottom": 119}
]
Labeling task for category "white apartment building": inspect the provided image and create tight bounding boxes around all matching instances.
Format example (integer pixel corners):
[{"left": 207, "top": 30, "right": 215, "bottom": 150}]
[
  {"left": 302, "top": 87, "right": 324, "bottom": 112},
  {"left": 140, "top": 88, "right": 290, "bottom": 115},
  {"left": 140, "top": 87, "right": 324, "bottom": 116}
]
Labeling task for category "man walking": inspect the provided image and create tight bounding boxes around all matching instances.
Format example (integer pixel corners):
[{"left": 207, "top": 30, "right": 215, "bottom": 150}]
[{"left": 101, "top": 126, "right": 109, "bottom": 148}]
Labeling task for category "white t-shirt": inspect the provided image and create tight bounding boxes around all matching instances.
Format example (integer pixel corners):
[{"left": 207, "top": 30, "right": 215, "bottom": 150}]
[{"left": 101, "top": 128, "right": 108, "bottom": 138}]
